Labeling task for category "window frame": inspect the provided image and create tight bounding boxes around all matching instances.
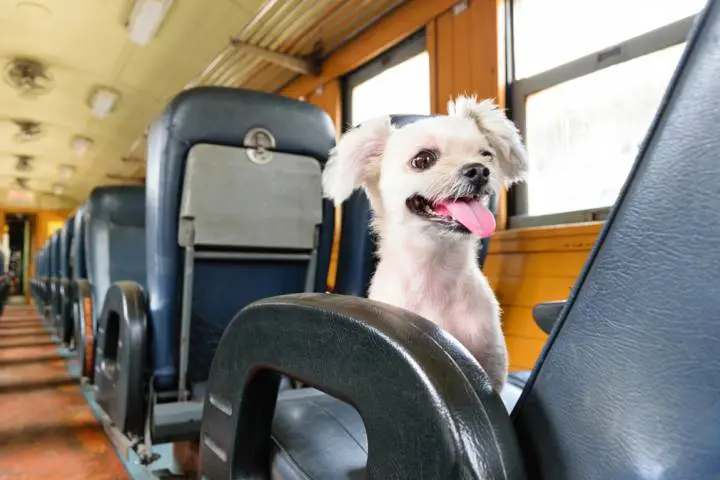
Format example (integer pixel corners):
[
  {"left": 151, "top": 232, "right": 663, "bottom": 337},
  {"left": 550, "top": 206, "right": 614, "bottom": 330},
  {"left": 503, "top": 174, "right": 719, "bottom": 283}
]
[
  {"left": 507, "top": 9, "right": 697, "bottom": 228},
  {"left": 342, "top": 28, "right": 427, "bottom": 132}
]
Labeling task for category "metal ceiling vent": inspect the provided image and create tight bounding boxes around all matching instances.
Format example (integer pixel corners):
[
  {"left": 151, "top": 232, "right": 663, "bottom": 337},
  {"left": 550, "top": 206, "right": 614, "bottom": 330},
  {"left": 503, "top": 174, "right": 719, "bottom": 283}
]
[
  {"left": 12, "top": 119, "right": 43, "bottom": 142},
  {"left": 4, "top": 57, "right": 54, "bottom": 95},
  {"left": 15, "top": 155, "right": 34, "bottom": 172}
]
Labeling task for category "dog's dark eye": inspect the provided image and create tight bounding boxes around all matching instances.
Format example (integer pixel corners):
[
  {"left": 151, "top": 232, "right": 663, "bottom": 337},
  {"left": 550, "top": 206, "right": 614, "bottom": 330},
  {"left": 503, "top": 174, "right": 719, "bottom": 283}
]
[
  {"left": 410, "top": 149, "right": 438, "bottom": 170},
  {"left": 479, "top": 149, "right": 493, "bottom": 158}
]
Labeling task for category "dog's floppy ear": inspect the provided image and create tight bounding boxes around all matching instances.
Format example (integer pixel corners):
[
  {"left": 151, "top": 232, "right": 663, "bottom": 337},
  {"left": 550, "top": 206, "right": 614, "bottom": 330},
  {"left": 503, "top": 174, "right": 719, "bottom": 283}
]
[
  {"left": 322, "top": 115, "right": 392, "bottom": 205},
  {"left": 448, "top": 95, "right": 528, "bottom": 186}
]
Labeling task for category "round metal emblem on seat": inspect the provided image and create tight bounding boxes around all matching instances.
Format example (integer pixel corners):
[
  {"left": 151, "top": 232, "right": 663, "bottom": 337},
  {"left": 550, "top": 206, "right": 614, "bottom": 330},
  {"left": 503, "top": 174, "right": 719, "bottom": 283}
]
[{"left": 244, "top": 127, "right": 276, "bottom": 165}]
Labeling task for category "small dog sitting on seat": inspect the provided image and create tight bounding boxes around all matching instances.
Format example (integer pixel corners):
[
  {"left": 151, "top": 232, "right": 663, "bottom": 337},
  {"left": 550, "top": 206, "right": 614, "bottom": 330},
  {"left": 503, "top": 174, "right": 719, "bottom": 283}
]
[{"left": 322, "top": 96, "right": 528, "bottom": 393}]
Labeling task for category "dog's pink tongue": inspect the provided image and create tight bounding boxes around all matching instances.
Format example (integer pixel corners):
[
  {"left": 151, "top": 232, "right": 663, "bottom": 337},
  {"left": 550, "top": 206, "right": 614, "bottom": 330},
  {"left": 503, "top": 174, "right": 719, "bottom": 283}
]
[{"left": 435, "top": 199, "right": 496, "bottom": 238}]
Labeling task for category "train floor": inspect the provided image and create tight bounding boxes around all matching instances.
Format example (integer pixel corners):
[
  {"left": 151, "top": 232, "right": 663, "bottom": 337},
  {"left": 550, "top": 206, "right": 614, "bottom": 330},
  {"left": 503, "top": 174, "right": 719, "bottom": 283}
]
[{"left": 0, "top": 303, "right": 129, "bottom": 479}]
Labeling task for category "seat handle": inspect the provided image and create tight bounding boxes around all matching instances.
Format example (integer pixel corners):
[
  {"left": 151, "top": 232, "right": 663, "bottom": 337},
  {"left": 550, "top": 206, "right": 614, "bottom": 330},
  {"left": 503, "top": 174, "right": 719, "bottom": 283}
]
[{"left": 200, "top": 293, "right": 526, "bottom": 480}]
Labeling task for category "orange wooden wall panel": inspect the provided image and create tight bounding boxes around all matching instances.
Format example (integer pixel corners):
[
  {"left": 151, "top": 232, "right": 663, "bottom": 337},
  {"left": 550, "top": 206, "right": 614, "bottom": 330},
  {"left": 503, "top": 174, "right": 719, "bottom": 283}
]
[{"left": 485, "top": 222, "right": 603, "bottom": 370}]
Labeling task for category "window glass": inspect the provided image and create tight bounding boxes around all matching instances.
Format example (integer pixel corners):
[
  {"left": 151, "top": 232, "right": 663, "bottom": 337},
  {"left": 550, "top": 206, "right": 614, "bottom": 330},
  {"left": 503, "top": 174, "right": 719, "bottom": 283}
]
[
  {"left": 350, "top": 52, "right": 430, "bottom": 126},
  {"left": 513, "top": 0, "right": 703, "bottom": 78},
  {"left": 524, "top": 43, "right": 684, "bottom": 216}
]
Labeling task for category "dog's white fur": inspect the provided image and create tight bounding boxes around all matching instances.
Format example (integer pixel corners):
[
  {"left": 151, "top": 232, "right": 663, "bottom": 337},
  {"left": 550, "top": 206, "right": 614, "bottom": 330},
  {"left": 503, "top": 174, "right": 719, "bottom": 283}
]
[{"left": 322, "top": 96, "right": 528, "bottom": 393}]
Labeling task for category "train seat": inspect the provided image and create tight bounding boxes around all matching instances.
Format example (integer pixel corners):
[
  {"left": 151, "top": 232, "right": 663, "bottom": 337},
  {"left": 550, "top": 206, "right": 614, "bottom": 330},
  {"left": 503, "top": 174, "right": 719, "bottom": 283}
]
[
  {"left": 0, "top": 250, "right": 7, "bottom": 316},
  {"left": 84, "top": 186, "right": 147, "bottom": 421},
  {"left": 33, "top": 244, "right": 47, "bottom": 313},
  {"left": 30, "top": 251, "right": 37, "bottom": 304},
  {"left": 57, "top": 215, "right": 75, "bottom": 346},
  {"left": 39, "top": 242, "right": 51, "bottom": 316},
  {"left": 199, "top": 1, "right": 720, "bottom": 477},
  {"left": 70, "top": 204, "right": 95, "bottom": 380},
  {"left": 92, "top": 86, "right": 335, "bottom": 463},
  {"left": 48, "top": 231, "right": 61, "bottom": 329}
]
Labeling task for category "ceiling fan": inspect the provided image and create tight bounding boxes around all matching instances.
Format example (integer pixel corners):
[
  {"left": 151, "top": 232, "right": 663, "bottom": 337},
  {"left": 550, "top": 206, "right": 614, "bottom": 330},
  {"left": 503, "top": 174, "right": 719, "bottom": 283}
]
[
  {"left": 12, "top": 119, "right": 44, "bottom": 142},
  {"left": 4, "top": 58, "right": 54, "bottom": 96},
  {"left": 15, "top": 155, "right": 34, "bottom": 172}
]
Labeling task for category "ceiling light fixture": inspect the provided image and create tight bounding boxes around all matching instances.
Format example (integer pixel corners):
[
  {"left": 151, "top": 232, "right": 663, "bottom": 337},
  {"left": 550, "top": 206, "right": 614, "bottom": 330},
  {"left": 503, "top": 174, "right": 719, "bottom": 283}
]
[
  {"left": 88, "top": 87, "right": 120, "bottom": 118},
  {"left": 70, "top": 135, "right": 93, "bottom": 157},
  {"left": 59, "top": 165, "right": 76, "bottom": 179},
  {"left": 127, "top": 0, "right": 173, "bottom": 46},
  {"left": 52, "top": 183, "right": 65, "bottom": 196}
]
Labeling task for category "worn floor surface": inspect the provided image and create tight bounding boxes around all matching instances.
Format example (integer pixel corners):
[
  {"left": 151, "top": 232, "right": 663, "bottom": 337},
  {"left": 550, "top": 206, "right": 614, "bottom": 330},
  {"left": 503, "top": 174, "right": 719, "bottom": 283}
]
[{"left": 0, "top": 304, "right": 128, "bottom": 479}]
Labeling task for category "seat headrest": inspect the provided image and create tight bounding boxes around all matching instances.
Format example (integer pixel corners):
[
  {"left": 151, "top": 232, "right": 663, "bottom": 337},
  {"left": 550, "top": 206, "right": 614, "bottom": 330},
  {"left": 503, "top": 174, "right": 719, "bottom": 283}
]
[
  {"left": 86, "top": 185, "right": 145, "bottom": 228},
  {"left": 148, "top": 86, "right": 335, "bottom": 165}
]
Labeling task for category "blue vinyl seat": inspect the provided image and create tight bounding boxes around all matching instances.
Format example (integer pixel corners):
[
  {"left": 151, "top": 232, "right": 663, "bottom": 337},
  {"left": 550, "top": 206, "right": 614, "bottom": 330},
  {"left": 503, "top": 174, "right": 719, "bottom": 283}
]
[
  {"left": 90, "top": 86, "right": 336, "bottom": 463},
  {"left": 70, "top": 204, "right": 95, "bottom": 379},
  {"left": 84, "top": 186, "right": 147, "bottom": 428},
  {"left": 57, "top": 215, "right": 75, "bottom": 345},
  {"left": 48, "top": 231, "right": 62, "bottom": 329}
]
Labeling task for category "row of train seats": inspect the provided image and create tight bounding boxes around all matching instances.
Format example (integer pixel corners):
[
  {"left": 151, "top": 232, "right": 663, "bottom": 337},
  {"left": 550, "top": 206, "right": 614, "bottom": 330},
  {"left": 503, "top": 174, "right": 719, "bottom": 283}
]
[
  {"left": 27, "top": 86, "right": 531, "bottom": 471},
  {"left": 30, "top": 213, "right": 80, "bottom": 345},
  {"left": 27, "top": 2, "right": 720, "bottom": 474}
]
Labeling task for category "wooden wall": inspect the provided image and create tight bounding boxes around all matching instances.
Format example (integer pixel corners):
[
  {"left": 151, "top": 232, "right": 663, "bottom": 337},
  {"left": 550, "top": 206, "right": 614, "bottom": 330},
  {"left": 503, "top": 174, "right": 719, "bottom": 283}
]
[
  {"left": 279, "top": 0, "right": 603, "bottom": 370},
  {"left": 484, "top": 223, "right": 602, "bottom": 370}
]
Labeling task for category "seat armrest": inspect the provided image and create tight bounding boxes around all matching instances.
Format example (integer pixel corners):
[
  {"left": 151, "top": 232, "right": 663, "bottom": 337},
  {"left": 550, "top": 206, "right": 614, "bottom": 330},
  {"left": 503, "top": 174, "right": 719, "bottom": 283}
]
[
  {"left": 73, "top": 279, "right": 95, "bottom": 379},
  {"left": 200, "top": 293, "right": 526, "bottom": 480},
  {"left": 532, "top": 300, "right": 566, "bottom": 334}
]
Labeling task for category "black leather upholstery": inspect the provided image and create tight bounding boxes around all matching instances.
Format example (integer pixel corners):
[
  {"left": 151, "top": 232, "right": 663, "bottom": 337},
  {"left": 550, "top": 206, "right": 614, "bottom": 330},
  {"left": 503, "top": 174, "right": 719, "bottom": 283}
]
[
  {"left": 85, "top": 186, "right": 147, "bottom": 323},
  {"left": 531, "top": 301, "right": 565, "bottom": 335},
  {"left": 145, "top": 86, "right": 336, "bottom": 391},
  {"left": 511, "top": 3, "right": 720, "bottom": 478},
  {"left": 201, "top": 294, "right": 526, "bottom": 480}
]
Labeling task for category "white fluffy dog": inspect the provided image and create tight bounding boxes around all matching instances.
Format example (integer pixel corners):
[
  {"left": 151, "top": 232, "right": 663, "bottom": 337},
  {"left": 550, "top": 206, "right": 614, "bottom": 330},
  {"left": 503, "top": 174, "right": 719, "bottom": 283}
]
[{"left": 322, "top": 96, "right": 528, "bottom": 393}]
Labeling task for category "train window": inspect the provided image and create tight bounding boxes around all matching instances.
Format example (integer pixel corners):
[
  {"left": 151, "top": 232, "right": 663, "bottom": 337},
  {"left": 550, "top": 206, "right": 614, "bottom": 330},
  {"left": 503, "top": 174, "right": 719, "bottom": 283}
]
[
  {"left": 513, "top": 0, "right": 705, "bottom": 79},
  {"left": 344, "top": 29, "right": 430, "bottom": 128},
  {"left": 509, "top": 1, "right": 704, "bottom": 227}
]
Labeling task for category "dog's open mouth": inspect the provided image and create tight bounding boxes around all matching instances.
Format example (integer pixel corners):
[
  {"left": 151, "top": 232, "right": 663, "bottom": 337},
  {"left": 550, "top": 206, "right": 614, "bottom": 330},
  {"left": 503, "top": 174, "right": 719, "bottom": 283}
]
[{"left": 406, "top": 194, "right": 496, "bottom": 238}]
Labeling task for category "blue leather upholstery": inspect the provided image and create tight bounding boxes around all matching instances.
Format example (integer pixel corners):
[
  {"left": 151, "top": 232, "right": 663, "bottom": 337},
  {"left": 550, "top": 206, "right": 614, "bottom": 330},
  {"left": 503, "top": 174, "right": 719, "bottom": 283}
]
[
  {"left": 59, "top": 216, "right": 74, "bottom": 279},
  {"left": 72, "top": 205, "right": 87, "bottom": 279},
  {"left": 145, "top": 86, "right": 336, "bottom": 390},
  {"left": 50, "top": 231, "right": 60, "bottom": 278},
  {"left": 85, "top": 186, "right": 147, "bottom": 324},
  {"left": 511, "top": 4, "right": 720, "bottom": 478}
]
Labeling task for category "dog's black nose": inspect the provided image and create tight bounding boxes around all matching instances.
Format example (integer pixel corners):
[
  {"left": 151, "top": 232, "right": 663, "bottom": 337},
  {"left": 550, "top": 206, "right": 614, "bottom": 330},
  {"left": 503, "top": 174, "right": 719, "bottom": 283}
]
[{"left": 461, "top": 163, "right": 490, "bottom": 183}]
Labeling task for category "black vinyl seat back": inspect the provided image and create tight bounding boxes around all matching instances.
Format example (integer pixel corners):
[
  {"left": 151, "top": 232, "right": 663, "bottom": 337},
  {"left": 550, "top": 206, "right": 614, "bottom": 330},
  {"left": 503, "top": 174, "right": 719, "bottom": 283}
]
[
  {"left": 85, "top": 186, "right": 147, "bottom": 325},
  {"left": 59, "top": 215, "right": 75, "bottom": 280},
  {"left": 145, "top": 86, "right": 336, "bottom": 392},
  {"left": 333, "top": 114, "right": 498, "bottom": 297},
  {"left": 513, "top": 3, "right": 720, "bottom": 478},
  {"left": 72, "top": 205, "right": 88, "bottom": 280}
]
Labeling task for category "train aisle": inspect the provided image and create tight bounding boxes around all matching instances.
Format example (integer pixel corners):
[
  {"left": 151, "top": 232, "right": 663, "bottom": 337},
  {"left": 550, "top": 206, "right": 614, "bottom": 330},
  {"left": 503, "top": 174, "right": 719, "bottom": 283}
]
[{"left": 0, "top": 304, "right": 128, "bottom": 479}]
